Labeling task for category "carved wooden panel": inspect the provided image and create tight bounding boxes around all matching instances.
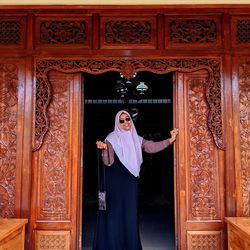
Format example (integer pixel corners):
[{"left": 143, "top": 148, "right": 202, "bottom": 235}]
[
  {"left": 0, "top": 62, "right": 18, "bottom": 218},
  {"left": 35, "top": 15, "right": 92, "bottom": 49},
  {"left": 188, "top": 76, "right": 220, "bottom": 219},
  {"left": 35, "top": 71, "right": 72, "bottom": 220},
  {"left": 35, "top": 231, "right": 70, "bottom": 250},
  {"left": 176, "top": 70, "right": 225, "bottom": 249},
  {"left": 32, "top": 70, "right": 82, "bottom": 250},
  {"left": 238, "top": 62, "right": 250, "bottom": 216},
  {"left": 187, "top": 231, "right": 222, "bottom": 249},
  {"left": 165, "top": 16, "right": 222, "bottom": 49},
  {"left": 0, "top": 59, "right": 25, "bottom": 219},
  {"left": 100, "top": 15, "right": 157, "bottom": 49},
  {"left": 231, "top": 16, "right": 250, "bottom": 47},
  {"left": 0, "top": 16, "right": 26, "bottom": 49}
]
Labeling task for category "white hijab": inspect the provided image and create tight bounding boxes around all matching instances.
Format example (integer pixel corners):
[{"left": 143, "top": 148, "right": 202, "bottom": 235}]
[{"left": 106, "top": 110, "right": 143, "bottom": 177}]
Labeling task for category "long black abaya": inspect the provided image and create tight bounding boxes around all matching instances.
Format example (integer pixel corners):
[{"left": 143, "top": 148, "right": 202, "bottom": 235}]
[{"left": 93, "top": 155, "right": 142, "bottom": 250}]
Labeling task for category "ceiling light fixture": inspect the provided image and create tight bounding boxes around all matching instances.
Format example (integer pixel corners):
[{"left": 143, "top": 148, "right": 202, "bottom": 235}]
[{"left": 114, "top": 73, "right": 149, "bottom": 101}]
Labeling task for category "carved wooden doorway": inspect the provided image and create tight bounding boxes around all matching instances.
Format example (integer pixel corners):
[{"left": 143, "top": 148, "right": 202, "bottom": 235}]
[{"left": 32, "top": 57, "right": 225, "bottom": 250}]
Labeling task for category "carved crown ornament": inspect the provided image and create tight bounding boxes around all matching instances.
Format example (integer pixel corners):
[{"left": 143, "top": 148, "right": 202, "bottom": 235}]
[{"left": 33, "top": 57, "right": 225, "bottom": 151}]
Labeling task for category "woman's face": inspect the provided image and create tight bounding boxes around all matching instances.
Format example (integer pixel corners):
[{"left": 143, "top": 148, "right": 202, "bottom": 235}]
[{"left": 119, "top": 113, "right": 132, "bottom": 131}]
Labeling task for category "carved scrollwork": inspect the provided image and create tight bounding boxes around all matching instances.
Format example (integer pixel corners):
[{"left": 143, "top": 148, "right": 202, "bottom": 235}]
[
  {"left": 104, "top": 20, "right": 152, "bottom": 44},
  {"left": 189, "top": 78, "right": 217, "bottom": 218},
  {"left": 170, "top": 19, "right": 217, "bottom": 44},
  {"left": 0, "top": 63, "right": 18, "bottom": 217},
  {"left": 34, "top": 58, "right": 224, "bottom": 151},
  {"left": 39, "top": 77, "right": 69, "bottom": 218},
  {"left": 39, "top": 20, "right": 87, "bottom": 45},
  {"left": 238, "top": 62, "right": 250, "bottom": 216}
]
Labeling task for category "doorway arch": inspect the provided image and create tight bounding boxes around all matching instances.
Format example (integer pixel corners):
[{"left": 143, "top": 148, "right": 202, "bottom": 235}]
[{"left": 33, "top": 57, "right": 224, "bottom": 152}]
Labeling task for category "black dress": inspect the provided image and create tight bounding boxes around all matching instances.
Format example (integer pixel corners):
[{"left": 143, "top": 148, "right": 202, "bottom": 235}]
[{"left": 93, "top": 154, "right": 142, "bottom": 250}]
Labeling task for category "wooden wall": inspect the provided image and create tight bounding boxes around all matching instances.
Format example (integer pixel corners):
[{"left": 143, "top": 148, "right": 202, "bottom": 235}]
[{"left": 0, "top": 5, "right": 249, "bottom": 249}]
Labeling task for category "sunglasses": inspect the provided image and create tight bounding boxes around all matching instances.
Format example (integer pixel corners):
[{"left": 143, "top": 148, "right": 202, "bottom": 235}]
[{"left": 119, "top": 117, "right": 131, "bottom": 124}]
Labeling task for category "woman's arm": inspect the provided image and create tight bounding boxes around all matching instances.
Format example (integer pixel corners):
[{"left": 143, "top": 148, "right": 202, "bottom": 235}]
[
  {"left": 142, "top": 139, "right": 171, "bottom": 153},
  {"left": 142, "top": 128, "right": 179, "bottom": 153},
  {"left": 96, "top": 140, "right": 114, "bottom": 166}
]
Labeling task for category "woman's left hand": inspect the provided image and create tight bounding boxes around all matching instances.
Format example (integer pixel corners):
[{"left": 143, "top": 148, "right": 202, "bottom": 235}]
[{"left": 169, "top": 128, "right": 179, "bottom": 144}]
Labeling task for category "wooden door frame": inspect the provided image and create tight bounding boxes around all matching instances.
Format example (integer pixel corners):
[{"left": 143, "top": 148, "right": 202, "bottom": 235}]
[{"left": 32, "top": 56, "right": 225, "bottom": 249}]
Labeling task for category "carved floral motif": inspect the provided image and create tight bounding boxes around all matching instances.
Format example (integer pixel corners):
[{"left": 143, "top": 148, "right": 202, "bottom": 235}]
[
  {"left": 188, "top": 78, "right": 217, "bottom": 218},
  {"left": 104, "top": 20, "right": 152, "bottom": 44},
  {"left": 170, "top": 19, "right": 217, "bottom": 44},
  {"left": 239, "top": 62, "right": 250, "bottom": 216},
  {"left": 34, "top": 58, "right": 224, "bottom": 151},
  {"left": 39, "top": 20, "right": 87, "bottom": 45},
  {"left": 39, "top": 76, "right": 69, "bottom": 218},
  {"left": 0, "top": 63, "right": 18, "bottom": 217}
]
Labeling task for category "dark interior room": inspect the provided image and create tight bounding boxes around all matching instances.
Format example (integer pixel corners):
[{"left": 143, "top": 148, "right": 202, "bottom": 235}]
[{"left": 82, "top": 71, "right": 175, "bottom": 249}]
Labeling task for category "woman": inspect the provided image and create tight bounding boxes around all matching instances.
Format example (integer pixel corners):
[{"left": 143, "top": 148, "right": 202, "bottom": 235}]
[{"left": 93, "top": 110, "right": 178, "bottom": 250}]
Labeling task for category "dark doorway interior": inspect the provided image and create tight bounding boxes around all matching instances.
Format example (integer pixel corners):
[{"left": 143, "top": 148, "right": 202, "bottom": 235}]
[{"left": 82, "top": 71, "right": 175, "bottom": 250}]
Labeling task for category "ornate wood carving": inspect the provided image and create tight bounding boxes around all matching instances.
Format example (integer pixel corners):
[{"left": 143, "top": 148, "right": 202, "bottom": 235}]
[
  {"left": 236, "top": 19, "right": 250, "bottom": 44},
  {"left": 0, "top": 63, "right": 18, "bottom": 217},
  {"left": 104, "top": 20, "right": 151, "bottom": 44},
  {"left": 166, "top": 16, "right": 221, "bottom": 49},
  {"left": 36, "top": 231, "right": 70, "bottom": 250},
  {"left": 238, "top": 62, "right": 250, "bottom": 216},
  {"left": 188, "top": 78, "right": 218, "bottom": 218},
  {"left": 170, "top": 19, "right": 217, "bottom": 44},
  {"left": 32, "top": 71, "right": 81, "bottom": 250},
  {"left": 33, "top": 58, "right": 224, "bottom": 151},
  {"left": 187, "top": 231, "right": 222, "bottom": 249},
  {"left": 231, "top": 16, "right": 250, "bottom": 47},
  {"left": 0, "top": 17, "right": 26, "bottom": 48},
  {"left": 100, "top": 16, "right": 156, "bottom": 49},
  {"left": 35, "top": 16, "right": 91, "bottom": 49},
  {"left": 37, "top": 72, "right": 71, "bottom": 219},
  {"left": 40, "top": 21, "right": 87, "bottom": 44}
]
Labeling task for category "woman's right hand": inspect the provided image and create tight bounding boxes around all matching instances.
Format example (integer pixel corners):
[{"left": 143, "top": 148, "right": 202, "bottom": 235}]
[
  {"left": 96, "top": 141, "right": 107, "bottom": 150},
  {"left": 169, "top": 128, "right": 179, "bottom": 144}
]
